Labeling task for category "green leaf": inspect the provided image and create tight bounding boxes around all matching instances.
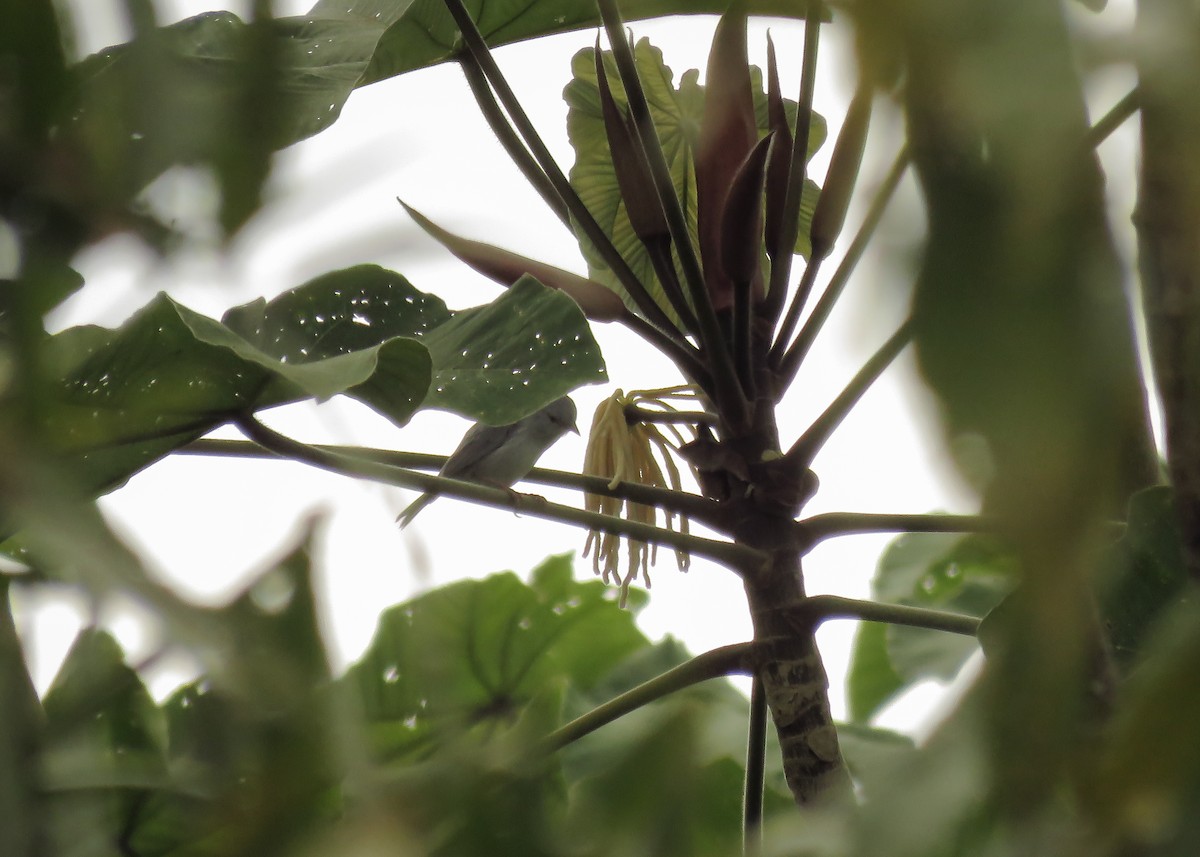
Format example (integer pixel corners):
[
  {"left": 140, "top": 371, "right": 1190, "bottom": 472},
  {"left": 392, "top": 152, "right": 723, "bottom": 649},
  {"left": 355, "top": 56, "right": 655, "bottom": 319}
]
[
  {"left": 1091, "top": 593, "right": 1200, "bottom": 849},
  {"left": 42, "top": 284, "right": 428, "bottom": 495},
  {"left": 309, "top": 0, "right": 824, "bottom": 86},
  {"left": 0, "top": 578, "right": 43, "bottom": 857},
  {"left": 836, "top": 721, "right": 915, "bottom": 784},
  {"left": 846, "top": 620, "right": 905, "bottom": 723},
  {"left": 40, "top": 266, "right": 603, "bottom": 496},
  {"left": 564, "top": 41, "right": 824, "bottom": 320},
  {"left": 347, "top": 554, "right": 647, "bottom": 760},
  {"left": 130, "top": 525, "right": 342, "bottom": 856},
  {"left": 68, "top": 13, "right": 386, "bottom": 225},
  {"left": 1095, "top": 486, "right": 1190, "bottom": 668},
  {"left": 40, "top": 629, "right": 170, "bottom": 857},
  {"left": 420, "top": 274, "right": 608, "bottom": 424},
  {"left": 846, "top": 531, "right": 1015, "bottom": 721}
]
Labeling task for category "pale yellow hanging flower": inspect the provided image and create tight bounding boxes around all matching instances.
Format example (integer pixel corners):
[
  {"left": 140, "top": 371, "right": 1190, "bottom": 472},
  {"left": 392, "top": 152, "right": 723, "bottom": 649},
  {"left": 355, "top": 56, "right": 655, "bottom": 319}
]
[{"left": 582, "top": 386, "right": 699, "bottom": 606}]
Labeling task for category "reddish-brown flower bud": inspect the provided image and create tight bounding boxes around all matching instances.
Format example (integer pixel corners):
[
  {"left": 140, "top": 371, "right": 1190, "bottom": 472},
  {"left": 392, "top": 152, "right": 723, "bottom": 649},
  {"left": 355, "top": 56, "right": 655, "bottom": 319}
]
[
  {"left": 695, "top": 0, "right": 757, "bottom": 311},
  {"left": 809, "top": 83, "right": 872, "bottom": 262},
  {"left": 764, "top": 33, "right": 795, "bottom": 261},
  {"left": 595, "top": 46, "right": 668, "bottom": 242},
  {"left": 721, "top": 132, "right": 773, "bottom": 287}
]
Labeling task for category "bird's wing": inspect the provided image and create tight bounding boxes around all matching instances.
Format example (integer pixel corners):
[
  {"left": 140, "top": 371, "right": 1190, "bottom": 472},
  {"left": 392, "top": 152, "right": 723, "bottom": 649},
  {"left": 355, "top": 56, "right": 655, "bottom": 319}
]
[{"left": 439, "top": 420, "right": 522, "bottom": 479}]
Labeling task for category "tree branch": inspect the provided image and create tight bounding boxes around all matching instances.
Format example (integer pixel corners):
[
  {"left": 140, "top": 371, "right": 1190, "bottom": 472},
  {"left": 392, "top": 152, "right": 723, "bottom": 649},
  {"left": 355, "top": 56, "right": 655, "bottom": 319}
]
[
  {"left": 540, "top": 642, "right": 755, "bottom": 752},
  {"left": 1085, "top": 87, "right": 1139, "bottom": 150},
  {"left": 797, "top": 511, "right": 1000, "bottom": 548},
  {"left": 787, "top": 594, "right": 981, "bottom": 637},
  {"left": 230, "top": 415, "right": 759, "bottom": 570},
  {"left": 179, "top": 437, "right": 727, "bottom": 528}
]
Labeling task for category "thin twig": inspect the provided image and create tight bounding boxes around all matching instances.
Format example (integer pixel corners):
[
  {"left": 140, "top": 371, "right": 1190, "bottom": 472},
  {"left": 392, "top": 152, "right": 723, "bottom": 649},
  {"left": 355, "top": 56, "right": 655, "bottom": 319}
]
[
  {"left": 231, "top": 415, "right": 759, "bottom": 570},
  {"left": 541, "top": 642, "right": 756, "bottom": 752},
  {"left": 1084, "top": 87, "right": 1139, "bottom": 150},
  {"left": 786, "top": 318, "right": 914, "bottom": 465},
  {"left": 777, "top": 148, "right": 910, "bottom": 385}
]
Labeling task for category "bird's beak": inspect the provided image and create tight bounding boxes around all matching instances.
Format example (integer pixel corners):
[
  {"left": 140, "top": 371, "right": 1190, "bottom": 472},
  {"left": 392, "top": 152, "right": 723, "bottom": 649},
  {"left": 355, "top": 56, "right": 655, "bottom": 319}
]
[{"left": 569, "top": 419, "right": 580, "bottom": 435}]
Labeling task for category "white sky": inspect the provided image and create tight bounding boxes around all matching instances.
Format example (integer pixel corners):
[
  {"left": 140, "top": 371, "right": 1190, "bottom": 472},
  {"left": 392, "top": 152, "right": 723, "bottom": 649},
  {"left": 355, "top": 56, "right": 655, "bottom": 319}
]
[{"left": 16, "top": 0, "right": 1142, "bottom": 734}]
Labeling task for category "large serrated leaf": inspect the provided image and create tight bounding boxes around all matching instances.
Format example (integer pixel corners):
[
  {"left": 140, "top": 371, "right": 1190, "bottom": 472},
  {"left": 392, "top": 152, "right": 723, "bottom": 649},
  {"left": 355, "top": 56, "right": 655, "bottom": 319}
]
[{"left": 565, "top": 40, "right": 824, "bottom": 320}]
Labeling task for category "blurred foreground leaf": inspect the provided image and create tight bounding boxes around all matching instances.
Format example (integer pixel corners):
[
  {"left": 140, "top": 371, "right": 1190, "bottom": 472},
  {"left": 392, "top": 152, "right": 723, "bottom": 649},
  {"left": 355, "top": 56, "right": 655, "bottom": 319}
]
[{"left": 847, "top": 532, "right": 1015, "bottom": 722}]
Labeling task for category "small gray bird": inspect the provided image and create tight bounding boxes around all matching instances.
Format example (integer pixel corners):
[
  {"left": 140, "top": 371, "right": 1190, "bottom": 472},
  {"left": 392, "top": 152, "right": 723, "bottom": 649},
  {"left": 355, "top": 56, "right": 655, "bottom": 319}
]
[{"left": 396, "top": 397, "right": 578, "bottom": 528}]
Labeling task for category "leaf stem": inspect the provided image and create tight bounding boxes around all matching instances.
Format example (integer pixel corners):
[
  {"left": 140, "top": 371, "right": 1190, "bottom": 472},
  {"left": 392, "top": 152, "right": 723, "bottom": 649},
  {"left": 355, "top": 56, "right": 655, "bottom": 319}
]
[
  {"left": 540, "top": 642, "right": 755, "bottom": 752},
  {"left": 768, "top": 258, "right": 820, "bottom": 370},
  {"left": 596, "top": 0, "right": 750, "bottom": 431},
  {"left": 776, "top": 147, "right": 910, "bottom": 384},
  {"left": 623, "top": 405, "right": 719, "bottom": 426},
  {"left": 231, "top": 415, "right": 759, "bottom": 569},
  {"left": 797, "top": 511, "right": 1001, "bottom": 547},
  {"left": 785, "top": 317, "right": 913, "bottom": 465},
  {"left": 458, "top": 52, "right": 571, "bottom": 227},
  {"left": 441, "top": 0, "right": 686, "bottom": 344},
  {"left": 761, "top": 0, "right": 823, "bottom": 329},
  {"left": 788, "top": 595, "right": 981, "bottom": 637}
]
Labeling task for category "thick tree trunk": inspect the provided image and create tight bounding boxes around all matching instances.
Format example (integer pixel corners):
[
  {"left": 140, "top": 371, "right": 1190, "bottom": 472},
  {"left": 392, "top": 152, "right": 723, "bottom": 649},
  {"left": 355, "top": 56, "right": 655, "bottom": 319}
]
[{"left": 742, "top": 545, "right": 853, "bottom": 805}]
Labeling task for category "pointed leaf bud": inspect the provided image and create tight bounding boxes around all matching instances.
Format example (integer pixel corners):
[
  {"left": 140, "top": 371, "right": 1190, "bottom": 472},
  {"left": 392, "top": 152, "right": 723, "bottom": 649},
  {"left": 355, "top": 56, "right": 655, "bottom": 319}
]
[
  {"left": 720, "top": 132, "right": 773, "bottom": 287},
  {"left": 809, "top": 83, "right": 872, "bottom": 262},
  {"left": 764, "top": 33, "right": 795, "bottom": 261},
  {"left": 695, "top": 0, "right": 757, "bottom": 311},
  {"left": 400, "top": 200, "right": 627, "bottom": 321},
  {"left": 595, "top": 46, "right": 668, "bottom": 242}
]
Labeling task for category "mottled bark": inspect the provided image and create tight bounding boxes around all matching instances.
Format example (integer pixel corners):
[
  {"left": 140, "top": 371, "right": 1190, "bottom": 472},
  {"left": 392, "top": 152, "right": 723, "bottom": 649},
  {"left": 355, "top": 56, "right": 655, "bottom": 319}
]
[{"left": 742, "top": 547, "right": 852, "bottom": 805}]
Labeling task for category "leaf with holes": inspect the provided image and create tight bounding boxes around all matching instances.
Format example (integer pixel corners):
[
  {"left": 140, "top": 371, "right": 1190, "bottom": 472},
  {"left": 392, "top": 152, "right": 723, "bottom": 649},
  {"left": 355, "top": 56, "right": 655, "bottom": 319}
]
[{"left": 40, "top": 266, "right": 603, "bottom": 496}]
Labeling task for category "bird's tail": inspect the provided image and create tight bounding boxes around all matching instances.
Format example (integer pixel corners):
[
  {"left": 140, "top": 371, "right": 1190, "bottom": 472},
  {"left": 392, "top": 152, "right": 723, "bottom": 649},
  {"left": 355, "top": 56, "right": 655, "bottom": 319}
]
[{"left": 396, "top": 492, "right": 437, "bottom": 529}]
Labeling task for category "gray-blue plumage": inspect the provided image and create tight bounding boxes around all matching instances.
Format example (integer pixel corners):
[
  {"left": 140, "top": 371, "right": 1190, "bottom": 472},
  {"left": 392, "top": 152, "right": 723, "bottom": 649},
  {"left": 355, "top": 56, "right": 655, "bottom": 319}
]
[{"left": 396, "top": 397, "right": 578, "bottom": 528}]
